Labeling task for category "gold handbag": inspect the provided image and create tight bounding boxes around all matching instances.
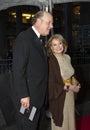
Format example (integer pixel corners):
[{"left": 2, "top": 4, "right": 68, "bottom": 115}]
[
  {"left": 63, "top": 76, "right": 79, "bottom": 86},
  {"left": 71, "top": 76, "right": 79, "bottom": 86}
]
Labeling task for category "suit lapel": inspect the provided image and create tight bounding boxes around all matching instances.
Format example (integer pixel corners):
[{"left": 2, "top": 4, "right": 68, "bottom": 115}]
[
  {"left": 33, "top": 36, "right": 47, "bottom": 63},
  {"left": 30, "top": 28, "right": 47, "bottom": 63}
]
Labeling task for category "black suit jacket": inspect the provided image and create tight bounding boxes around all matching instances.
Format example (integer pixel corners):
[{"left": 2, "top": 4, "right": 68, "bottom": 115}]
[{"left": 12, "top": 27, "right": 48, "bottom": 110}]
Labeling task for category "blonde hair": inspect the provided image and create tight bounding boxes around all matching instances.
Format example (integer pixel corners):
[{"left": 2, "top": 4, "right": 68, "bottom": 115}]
[{"left": 46, "top": 34, "right": 68, "bottom": 55}]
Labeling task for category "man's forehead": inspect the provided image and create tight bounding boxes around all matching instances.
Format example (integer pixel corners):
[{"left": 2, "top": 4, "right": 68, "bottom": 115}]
[{"left": 43, "top": 12, "right": 52, "bottom": 17}]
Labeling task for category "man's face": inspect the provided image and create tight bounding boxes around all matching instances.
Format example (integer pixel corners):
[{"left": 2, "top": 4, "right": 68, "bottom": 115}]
[{"left": 38, "top": 13, "right": 53, "bottom": 36}]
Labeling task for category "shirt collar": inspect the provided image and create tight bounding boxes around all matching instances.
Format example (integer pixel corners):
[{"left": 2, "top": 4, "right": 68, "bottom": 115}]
[{"left": 32, "top": 26, "right": 40, "bottom": 38}]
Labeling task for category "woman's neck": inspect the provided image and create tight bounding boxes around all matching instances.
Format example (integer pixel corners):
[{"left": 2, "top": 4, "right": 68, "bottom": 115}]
[{"left": 54, "top": 53, "right": 63, "bottom": 57}]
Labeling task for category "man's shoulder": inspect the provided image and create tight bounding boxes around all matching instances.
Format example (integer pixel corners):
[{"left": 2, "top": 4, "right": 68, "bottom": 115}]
[
  {"left": 17, "top": 27, "right": 33, "bottom": 39},
  {"left": 21, "top": 27, "right": 32, "bottom": 35}
]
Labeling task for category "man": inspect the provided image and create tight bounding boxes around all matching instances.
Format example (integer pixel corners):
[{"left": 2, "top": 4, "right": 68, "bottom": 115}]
[{"left": 12, "top": 11, "right": 53, "bottom": 130}]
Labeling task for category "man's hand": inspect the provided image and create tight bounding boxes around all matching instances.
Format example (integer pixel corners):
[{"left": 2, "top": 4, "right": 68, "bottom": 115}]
[{"left": 20, "top": 97, "right": 30, "bottom": 109}]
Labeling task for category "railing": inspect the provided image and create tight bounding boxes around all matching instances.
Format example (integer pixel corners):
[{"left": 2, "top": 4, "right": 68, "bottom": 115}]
[
  {"left": 0, "top": 59, "right": 12, "bottom": 74},
  {"left": 72, "top": 56, "right": 90, "bottom": 65}
]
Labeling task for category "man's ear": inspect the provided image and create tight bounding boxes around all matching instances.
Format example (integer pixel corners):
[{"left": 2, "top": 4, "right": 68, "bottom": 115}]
[{"left": 37, "top": 18, "right": 42, "bottom": 24}]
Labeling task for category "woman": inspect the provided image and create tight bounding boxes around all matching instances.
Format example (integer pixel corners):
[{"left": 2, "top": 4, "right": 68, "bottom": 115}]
[{"left": 46, "top": 34, "right": 80, "bottom": 130}]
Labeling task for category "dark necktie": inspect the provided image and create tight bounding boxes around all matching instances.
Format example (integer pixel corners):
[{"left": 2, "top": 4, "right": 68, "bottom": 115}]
[
  {"left": 39, "top": 36, "right": 47, "bottom": 60},
  {"left": 39, "top": 36, "right": 44, "bottom": 45}
]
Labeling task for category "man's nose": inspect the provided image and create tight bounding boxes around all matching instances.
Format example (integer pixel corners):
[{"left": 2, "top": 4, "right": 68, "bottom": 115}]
[{"left": 51, "top": 23, "right": 53, "bottom": 28}]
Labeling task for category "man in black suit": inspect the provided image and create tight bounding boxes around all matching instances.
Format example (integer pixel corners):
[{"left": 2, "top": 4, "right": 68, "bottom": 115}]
[{"left": 12, "top": 11, "right": 53, "bottom": 130}]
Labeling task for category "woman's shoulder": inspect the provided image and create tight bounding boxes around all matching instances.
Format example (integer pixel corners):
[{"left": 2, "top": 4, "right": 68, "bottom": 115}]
[
  {"left": 48, "top": 54, "right": 58, "bottom": 65},
  {"left": 64, "top": 54, "right": 71, "bottom": 59},
  {"left": 49, "top": 54, "right": 56, "bottom": 60}
]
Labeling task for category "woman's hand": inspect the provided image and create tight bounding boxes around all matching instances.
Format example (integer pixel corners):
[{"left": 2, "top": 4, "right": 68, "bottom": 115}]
[
  {"left": 64, "top": 84, "right": 70, "bottom": 91},
  {"left": 69, "top": 84, "right": 81, "bottom": 93}
]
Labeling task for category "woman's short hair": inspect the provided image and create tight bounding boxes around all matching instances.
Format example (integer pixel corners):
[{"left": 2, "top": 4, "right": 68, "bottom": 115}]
[{"left": 46, "top": 34, "right": 68, "bottom": 55}]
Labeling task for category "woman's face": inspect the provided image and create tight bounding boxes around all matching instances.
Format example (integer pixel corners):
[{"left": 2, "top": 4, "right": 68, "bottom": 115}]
[{"left": 51, "top": 39, "right": 64, "bottom": 55}]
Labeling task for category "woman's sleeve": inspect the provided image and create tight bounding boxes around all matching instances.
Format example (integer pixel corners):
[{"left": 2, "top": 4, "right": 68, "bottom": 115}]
[{"left": 48, "top": 57, "right": 65, "bottom": 100}]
